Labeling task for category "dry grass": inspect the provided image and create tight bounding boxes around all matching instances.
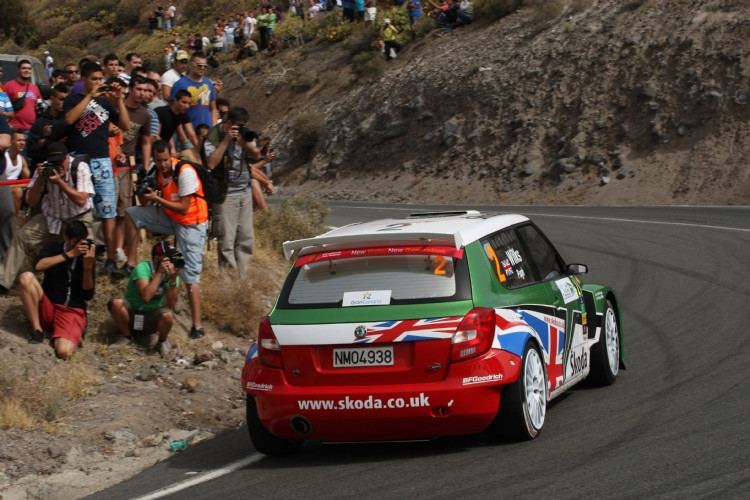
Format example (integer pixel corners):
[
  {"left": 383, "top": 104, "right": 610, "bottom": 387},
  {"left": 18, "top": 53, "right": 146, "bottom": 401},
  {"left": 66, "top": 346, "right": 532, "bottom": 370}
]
[{"left": 0, "top": 352, "right": 100, "bottom": 431}]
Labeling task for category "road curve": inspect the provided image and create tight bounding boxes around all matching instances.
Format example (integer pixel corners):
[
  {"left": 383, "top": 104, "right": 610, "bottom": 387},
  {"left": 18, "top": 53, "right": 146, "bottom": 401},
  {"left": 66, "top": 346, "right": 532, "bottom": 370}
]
[{"left": 87, "top": 204, "right": 750, "bottom": 500}]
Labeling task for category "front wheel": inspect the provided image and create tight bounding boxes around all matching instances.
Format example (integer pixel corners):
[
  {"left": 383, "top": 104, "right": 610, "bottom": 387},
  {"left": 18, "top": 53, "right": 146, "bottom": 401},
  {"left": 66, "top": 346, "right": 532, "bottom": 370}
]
[
  {"left": 487, "top": 342, "right": 546, "bottom": 440},
  {"left": 246, "top": 396, "right": 303, "bottom": 456},
  {"left": 588, "top": 299, "right": 620, "bottom": 386}
]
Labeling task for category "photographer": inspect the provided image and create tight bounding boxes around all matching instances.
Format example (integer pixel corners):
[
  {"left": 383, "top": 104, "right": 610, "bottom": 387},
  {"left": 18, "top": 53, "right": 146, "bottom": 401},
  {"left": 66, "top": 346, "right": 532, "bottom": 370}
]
[
  {"left": 0, "top": 142, "right": 95, "bottom": 294},
  {"left": 17, "top": 221, "right": 95, "bottom": 359},
  {"left": 108, "top": 240, "right": 180, "bottom": 356},
  {"left": 122, "top": 140, "right": 208, "bottom": 339},
  {"left": 203, "top": 106, "right": 274, "bottom": 277}
]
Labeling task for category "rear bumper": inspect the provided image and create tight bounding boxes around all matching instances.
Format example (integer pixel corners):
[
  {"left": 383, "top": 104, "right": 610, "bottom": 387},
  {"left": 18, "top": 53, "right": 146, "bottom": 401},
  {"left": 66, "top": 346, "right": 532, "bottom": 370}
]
[{"left": 242, "top": 349, "right": 521, "bottom": 441}]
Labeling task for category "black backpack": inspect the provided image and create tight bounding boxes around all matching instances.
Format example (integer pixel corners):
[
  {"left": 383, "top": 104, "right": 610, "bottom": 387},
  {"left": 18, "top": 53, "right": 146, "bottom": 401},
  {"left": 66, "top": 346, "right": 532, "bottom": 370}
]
[{"left": 173, "top": 159, "right": 222, "bottom": 204}]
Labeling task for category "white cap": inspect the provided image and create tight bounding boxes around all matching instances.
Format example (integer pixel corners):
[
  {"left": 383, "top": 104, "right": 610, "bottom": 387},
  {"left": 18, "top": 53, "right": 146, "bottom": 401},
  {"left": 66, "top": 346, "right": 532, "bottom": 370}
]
[
  {"left": 44, "top": 50, "right": 50, "bottom": 55},
  {"left": 384, "top": 18, "right": 390, "bottom": 24}
]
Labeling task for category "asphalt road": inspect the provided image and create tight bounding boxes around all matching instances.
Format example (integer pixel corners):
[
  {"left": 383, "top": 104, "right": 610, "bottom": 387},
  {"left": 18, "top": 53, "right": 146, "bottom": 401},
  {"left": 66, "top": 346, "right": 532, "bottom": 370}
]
[{"left": 87, "top": 203, "right": 750, "bottom": 500}]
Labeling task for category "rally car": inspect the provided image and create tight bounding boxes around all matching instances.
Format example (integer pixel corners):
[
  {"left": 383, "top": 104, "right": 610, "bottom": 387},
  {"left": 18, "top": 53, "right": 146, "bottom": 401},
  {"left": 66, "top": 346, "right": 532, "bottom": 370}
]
[{"left": 241, "top": 211, "right": 624, "bottom": 455}]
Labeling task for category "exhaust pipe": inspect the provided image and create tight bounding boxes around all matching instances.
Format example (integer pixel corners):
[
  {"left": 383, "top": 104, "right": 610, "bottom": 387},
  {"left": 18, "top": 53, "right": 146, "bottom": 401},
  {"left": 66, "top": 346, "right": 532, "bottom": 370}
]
[{"left": 290, "top": 415, "right": 312, "bottom": 435}]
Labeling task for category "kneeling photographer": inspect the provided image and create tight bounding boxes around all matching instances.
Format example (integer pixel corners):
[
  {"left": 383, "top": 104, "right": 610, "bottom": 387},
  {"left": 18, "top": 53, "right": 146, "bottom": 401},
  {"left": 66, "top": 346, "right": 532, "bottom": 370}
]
[
  {"left": 108, "top": 240, "right": 182, "bottom": 356},
  {"left": 0, "top": 142, "right": 95, "bottom": 294}
]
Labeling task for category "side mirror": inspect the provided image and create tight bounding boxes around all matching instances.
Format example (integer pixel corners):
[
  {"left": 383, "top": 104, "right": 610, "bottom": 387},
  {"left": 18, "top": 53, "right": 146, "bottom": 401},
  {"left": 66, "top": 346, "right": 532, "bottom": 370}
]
[{"left": 566, "top": 263, "right": 588, "bottom": 275}]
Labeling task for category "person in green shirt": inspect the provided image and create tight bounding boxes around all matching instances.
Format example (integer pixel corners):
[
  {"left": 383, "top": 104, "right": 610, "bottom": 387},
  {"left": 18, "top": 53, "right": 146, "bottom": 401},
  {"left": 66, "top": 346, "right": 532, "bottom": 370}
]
[{"left": 108, "top": 240, "right": 181, "bottom": 356}]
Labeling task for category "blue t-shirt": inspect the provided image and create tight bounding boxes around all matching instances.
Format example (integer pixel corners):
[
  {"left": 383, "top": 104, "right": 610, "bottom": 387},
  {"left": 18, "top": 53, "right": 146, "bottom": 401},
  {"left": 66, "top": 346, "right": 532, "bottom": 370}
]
[
  {"left": 0, "top": 115, "right": 10, "bottom": 175},
  {"left": 0, "top": 92, "right": 12, "bottom": 116},
  {"left": 169, "top": 76, "right": 215, "bottom": 129}
]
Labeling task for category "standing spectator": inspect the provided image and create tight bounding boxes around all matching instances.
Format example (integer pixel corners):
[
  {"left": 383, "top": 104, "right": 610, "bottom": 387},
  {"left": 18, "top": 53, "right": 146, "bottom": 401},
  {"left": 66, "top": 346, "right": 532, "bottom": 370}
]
[
  {"left": 49, "top": 69, "right": 65, "bottom": 88},
  {"left": 63, "top": 63, "right": 80, "bottom": 86},
  {"left": 5, "top": 60, "right": 42, "bottom": 146},
  {"left": 120, "top": 53, "right": 144, "bottom": 87},
  {"left": 102, "top": 53, "right": 122, "bottom": 79},
  {"left": 3, "top": 128, "right": 30, "bottom": 216},
  {"left": 63, "top": 61, "right": 131, "bottom": 276},
  {"left": 18, "top": 220, "right": 95, "bottom": 359},
  {"left": 108, "top": 240, "right": 180, "bottom": 356},
  {"left": 203, "top": 106, "right": 274, "bottom": 276},
  {"left": 44, "top": 51, "right": 55, "bottom": 78},
  {"left": 341, "top": 0, "right": 355, "bottom": 22},
  {"left": 113, "top": 76, "right": 153, "bottom": 267},
  {"left": 223, "top": 20, "right": 236, "bottom": 52},
  {"left": 407, "top": 0, "right": 422, "bottom": 40},
  {"left": 242, "top": 11, "right": 255, "bottom": 41},
  {"left": 0, "top": 66, "right": 14, "bottom": 123},
  {"left": 142, "top": 52, "right": 152, "bottom": 72},
  {"left": 147, "top": 71, "right": 168, "bottom": 108},
  {"left": 155, "top": 90, "right": 200, "bottom": 162},
  {"left": 364, "top": 0, "right": 377, "bottom": 28},
  {"left": 0, "top": 142, "right": 95, "bottom": 294},
  {"left": 167, "top": 3, "right": 177, "bottom": 29},
  {"left": 123, "top": 140, "right": 208, "bottom": 339},
  {"left": 355, "top": 0, "right": 365, "bottom": 23},
  {"left": 70, "top": 58, "right": 92, "bottom": 95},
  {"left": 164, "top": 45, "right": 174, "bottom": 70},
  {"left": 28, "top": 83, "right": 70, "bottom": 171},
  {"left": 258, "top": 7, "right": 270, "bottom": 50},
  {"left": 161, "top": 50, "right": 189, "bottom": 101},
  {"left": 148, "top": 11, "right": 159, "bottom": 34},
  {"left": 382, "top": 18, "right": 401, "bottom": 60},
  {"left": 169, "top": 52, "right": 218, "bottom": 130}
]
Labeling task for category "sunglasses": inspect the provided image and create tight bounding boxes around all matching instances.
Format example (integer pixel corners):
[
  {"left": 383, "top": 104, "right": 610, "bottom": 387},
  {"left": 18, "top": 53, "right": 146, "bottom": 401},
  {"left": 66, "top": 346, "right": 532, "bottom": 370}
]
[{"left": 194, "top": 63, "right": 208, "bottom": 68}]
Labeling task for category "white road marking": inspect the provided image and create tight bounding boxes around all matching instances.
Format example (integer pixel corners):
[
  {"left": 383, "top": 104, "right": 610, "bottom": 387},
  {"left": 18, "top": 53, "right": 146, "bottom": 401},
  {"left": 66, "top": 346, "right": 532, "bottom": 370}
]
[{"left": 132, "top": 454, "right": 264, "bottom": 500}]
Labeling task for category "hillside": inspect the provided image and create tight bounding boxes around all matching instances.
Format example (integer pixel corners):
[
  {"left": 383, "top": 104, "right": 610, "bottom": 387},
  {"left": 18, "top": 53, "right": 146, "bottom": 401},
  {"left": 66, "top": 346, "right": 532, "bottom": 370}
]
[{"left": 225, "top": 0, "right": 750, "bottom": 206}]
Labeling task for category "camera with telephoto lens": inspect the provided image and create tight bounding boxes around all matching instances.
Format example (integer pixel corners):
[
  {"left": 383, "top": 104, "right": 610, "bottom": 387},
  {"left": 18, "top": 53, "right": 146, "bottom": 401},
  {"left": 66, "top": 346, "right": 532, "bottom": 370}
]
[
  {"left": 237, "top": 125, "right": 258, "bottom": 142},
  {"left": 135, "top": 165, "right": 158, "bottom": 196}
]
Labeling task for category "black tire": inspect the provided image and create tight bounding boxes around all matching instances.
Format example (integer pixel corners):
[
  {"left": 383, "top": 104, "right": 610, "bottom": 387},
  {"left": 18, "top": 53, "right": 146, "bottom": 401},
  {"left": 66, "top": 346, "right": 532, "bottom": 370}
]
[
  {"left": 487, "top": 342, "right": 546, "bottom": 441},
  {"left": 246, "top": 396, "right": 303, "bottom": 456},
  {"left": 588, "top": 299, "right": 620, "bottom": 386}
]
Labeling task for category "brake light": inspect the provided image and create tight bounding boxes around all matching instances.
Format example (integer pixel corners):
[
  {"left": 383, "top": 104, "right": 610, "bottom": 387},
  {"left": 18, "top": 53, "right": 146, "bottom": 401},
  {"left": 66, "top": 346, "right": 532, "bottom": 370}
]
[
  {"left": 451, "top": 308, "right": 496, "bottom": 363},
  {"left": 258, "top": 316, "right": 283, "bottom": 369}
]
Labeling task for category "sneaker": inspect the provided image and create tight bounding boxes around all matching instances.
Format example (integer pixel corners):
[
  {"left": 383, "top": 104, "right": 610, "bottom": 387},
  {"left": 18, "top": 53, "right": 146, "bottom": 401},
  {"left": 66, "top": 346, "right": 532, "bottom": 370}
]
[
  {"left": 29, "top": 329, "right": 45, "bottom": 344},
  {"left": 100, "top": 259, "right": 118, "bottom": 276},
  {"left": 111, "top": 335, "right": 133, "bottom": 347},
  {"left": 189, "top": 326, "right": 205, "bottom": 339},
  {"left": 113, "top": 264, "right": 134, "bottom": 278},
  {"left": 157, "top": 340, "right": 172, "bottom": 357},
  {"left": 114, "top": 248, "right": 127, "bottom": 263}
]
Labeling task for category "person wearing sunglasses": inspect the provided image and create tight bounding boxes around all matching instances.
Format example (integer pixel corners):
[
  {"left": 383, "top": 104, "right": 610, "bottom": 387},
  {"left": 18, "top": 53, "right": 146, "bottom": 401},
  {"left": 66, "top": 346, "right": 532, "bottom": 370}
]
[{"left": 168, "top": 51, "right": 218, "bottom": 130}]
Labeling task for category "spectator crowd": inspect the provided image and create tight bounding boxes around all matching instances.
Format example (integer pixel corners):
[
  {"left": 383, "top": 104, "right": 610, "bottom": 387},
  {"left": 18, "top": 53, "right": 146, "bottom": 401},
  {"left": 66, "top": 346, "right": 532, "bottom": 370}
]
[{"left": 0, "top": 0, "right": 473, "bottom": 360}]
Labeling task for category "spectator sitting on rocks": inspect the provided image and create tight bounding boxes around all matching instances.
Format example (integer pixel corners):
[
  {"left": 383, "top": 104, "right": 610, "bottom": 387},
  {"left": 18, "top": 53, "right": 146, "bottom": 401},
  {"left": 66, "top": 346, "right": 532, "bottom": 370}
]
[
  {"left": 18, "top": 220, "right": 95, "bottom": 359},
  {"left": 444, "top": 0, "right": 473, "bottom": 33},
  {"left": 236, "top": 37, "right": 259, "bottom": 61},
  {"left": 108, "top": 240, "right": 180, "bottom": 357},
  {"left": 265, "top": 35, "right": 280, "bottom": 57}
]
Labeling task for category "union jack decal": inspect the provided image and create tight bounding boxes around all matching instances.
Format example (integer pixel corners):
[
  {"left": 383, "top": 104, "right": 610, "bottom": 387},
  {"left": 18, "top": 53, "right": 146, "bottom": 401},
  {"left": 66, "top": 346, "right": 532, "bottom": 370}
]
[{"left": 354, "top": 317, "right": 464, "bottom": 343}]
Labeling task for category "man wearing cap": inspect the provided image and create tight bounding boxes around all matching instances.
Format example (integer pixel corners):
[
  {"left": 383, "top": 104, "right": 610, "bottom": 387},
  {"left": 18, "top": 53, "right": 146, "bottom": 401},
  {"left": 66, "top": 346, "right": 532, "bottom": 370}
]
[
  {"left": 169, "top": 51, "right": 218, "bottom": 130},
  {"left": 108, "top": 240, "right": 180, "bottom": 356},
  {"left": 0, "top": 141, "right": 95, "bottom": 294},
  {"left": 17, "top": 220, "right": 96, "bottom": 359},
  {"left": 45, "top": 51, "right": 55, "bottom": 78},
  {"left": 162, "top": 50, "right": 189, "bottom": 102}
]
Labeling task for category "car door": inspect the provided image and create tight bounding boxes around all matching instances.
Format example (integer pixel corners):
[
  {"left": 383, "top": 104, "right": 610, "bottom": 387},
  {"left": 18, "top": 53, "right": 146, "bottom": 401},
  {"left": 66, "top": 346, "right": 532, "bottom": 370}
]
[{"left": 515, "top": 224, "right": 589, "bottom": 393}]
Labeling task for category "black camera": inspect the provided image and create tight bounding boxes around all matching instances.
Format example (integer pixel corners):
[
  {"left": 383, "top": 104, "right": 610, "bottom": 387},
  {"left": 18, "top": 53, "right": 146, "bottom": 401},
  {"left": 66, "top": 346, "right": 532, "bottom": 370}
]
[
  {"left": 167, "top": 251, "right": 185, "bottom": 270},
  {"left": 86, "top": 239, "right": 95, "bottom": 248},
  {"left": 41, "top": 161, "right": 59, "bottom": 178},
  {"left": 135, "top": 166, "right": 158, "bottom": 196},
  {"left": 237, "top": 125, "right": 258, "bottom": 142}
]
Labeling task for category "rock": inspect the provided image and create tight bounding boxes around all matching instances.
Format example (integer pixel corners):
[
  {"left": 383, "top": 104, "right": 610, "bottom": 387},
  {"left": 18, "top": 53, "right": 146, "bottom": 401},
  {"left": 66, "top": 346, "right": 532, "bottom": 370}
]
[
  {"left": 639, "top": 82, "right": 657, "bottom": 98},
  {"left": 211, "top": 341, "right": 224, "bottom": 350},
  {"left": 194, "top": 349, "right": 215, "bottom": 365},
  {"left": 183, "top": 376, "right": 199, "bottom": 393},
  {"left": 137, "top": 369, "right": 156, "bottom": 382},
  {"left": 47, "top": 446, "right": 63, "bottom": 459}
]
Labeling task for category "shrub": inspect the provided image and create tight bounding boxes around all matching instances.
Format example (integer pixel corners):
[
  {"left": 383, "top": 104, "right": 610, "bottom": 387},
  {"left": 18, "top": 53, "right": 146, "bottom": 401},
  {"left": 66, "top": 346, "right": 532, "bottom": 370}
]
[
  {"left": 57, "top": 21, "right": 106, "bottom": 49},
  {"left": 254, "top": 194, "right": 330, "bottom": 259},
  {"left": 351, "top": 51, "right": 386, "bottom": 79},
  {"left": 292, "top": 112, "right": 326, "bottom": 161}
]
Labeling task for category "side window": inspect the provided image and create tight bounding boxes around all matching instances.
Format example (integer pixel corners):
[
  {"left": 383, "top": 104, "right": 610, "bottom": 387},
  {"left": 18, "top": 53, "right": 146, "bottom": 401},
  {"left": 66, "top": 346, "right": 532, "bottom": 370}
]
[
  {"left": 482, "top": 229, "right": 533, "bottom": 289},
  {"left": 516, "top": 224, "right": 565, "bottom": 282}
]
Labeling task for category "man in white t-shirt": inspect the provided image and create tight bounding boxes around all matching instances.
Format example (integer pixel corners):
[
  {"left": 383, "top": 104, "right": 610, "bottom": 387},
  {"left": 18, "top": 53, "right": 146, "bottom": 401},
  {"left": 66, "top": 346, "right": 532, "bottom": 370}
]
[
  {"left": 161, "top": 50, "right": 189, "bottom": 101},
  {"left": 44, "top": 51, "right": 55, "bottom": 78}
]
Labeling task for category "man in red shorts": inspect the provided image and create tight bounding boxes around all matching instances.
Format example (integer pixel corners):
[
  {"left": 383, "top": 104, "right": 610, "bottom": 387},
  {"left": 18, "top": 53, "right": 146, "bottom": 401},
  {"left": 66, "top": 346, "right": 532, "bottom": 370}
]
[{"left": 17, "top": 221, "right": 96, "bottom": 359}]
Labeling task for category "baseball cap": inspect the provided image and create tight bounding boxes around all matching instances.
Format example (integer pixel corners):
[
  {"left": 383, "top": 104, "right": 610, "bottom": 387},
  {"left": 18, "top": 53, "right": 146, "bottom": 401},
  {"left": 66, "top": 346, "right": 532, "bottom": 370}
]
[
  {"left": 384, "top": 18, "right": 390, "bottom": 24},
  {"left": 46, "top": 142, "right": 68, "bottom": 163},
  {"left": 44, "top": 50, "right": 50, "bottom": 55},
  {"left": 152, "top": 240, "right": 176, "bottom": 258},
  {"left": 176, "top": 50, "right": 189, "bottom": 61}
]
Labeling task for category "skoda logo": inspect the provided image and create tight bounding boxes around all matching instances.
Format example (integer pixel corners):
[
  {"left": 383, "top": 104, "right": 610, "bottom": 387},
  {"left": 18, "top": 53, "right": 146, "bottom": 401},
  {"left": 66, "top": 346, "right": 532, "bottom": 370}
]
[{"left": 354, "top": 326, "right": 368, "bottom": 339}]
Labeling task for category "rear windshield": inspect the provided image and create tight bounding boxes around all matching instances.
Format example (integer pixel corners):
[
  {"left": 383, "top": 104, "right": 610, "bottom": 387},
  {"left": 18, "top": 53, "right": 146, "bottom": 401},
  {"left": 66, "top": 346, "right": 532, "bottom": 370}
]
[{"left": 277, "top": 247, "right": 471, "bottom": 308}]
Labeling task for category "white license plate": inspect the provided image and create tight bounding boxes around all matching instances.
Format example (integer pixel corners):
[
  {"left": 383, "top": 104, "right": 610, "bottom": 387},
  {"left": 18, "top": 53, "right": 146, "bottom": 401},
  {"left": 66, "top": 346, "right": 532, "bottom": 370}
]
[{"left": 333, "top": 347, "right": 394, "bottom": 367}]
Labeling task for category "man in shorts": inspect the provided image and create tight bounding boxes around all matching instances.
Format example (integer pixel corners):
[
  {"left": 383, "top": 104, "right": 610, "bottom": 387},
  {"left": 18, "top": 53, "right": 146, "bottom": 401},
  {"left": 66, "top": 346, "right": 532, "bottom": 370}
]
[
  {"left": 108, "top": 240, "right": 181, "bottom": 356},
  {"left": 18, "top": 221, "right": 95, "bottom": 359}
]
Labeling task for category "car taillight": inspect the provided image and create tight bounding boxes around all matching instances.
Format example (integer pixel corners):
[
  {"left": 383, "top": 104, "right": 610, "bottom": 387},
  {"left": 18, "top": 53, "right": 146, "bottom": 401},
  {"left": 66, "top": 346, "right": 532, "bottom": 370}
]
[
  {"left": 258, "top": 316, "right": 283, "bottom": 369},
  {"left": 451, "top": 308, "right": 496, "bottom": 363}
]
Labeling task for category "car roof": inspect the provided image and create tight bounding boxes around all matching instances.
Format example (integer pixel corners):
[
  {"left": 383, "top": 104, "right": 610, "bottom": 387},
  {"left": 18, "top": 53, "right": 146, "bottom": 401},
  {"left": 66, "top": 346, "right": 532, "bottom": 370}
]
[{"left": 283, "top": 211, "right": 530, "bottom": 259}]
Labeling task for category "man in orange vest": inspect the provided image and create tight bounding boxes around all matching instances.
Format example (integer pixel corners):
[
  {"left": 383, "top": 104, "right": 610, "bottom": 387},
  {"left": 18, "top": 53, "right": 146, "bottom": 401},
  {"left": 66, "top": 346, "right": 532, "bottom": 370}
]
[{"left": 121, "top": 139, "right": 208, "bottom": 339}]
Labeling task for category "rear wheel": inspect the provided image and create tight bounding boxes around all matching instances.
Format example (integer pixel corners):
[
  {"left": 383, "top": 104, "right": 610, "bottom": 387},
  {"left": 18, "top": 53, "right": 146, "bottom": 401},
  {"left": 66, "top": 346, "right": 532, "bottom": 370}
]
[
  {"left": 588, "top": 299, "right": 620, "bottom": 386},
  {"left": 488, "top": 342, "right": 546, "bottom": 440},
  {"left": 246, "top": 396, "right": 303, "bottom": 456}
]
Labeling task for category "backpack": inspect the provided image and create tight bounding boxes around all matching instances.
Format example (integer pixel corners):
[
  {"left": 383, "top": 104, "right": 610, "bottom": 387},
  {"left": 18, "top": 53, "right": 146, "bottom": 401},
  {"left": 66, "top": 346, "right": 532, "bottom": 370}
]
[{"left": 173, "top": 159, "right": 222, "bottom": 204}]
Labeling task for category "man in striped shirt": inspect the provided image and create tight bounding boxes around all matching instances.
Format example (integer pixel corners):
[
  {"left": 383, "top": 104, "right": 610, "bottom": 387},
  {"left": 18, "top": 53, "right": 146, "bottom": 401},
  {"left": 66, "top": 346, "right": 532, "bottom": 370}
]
[{"left": 0, "top": 142, "right": 95, "bottom": 294}]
